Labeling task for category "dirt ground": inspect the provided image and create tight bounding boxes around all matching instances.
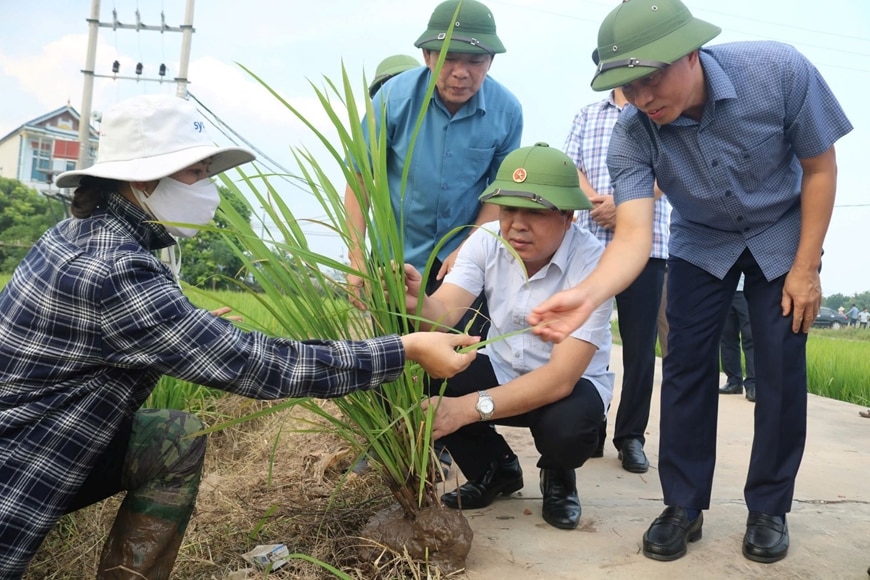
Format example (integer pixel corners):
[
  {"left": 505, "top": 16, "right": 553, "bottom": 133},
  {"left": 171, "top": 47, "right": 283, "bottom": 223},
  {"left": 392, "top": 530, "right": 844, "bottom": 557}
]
[
  {"left": 23, "top": 348, "right": 870, "bottom": 578},
  {"left": 25, "top": 398, "right": 449, "bottom": 579}
]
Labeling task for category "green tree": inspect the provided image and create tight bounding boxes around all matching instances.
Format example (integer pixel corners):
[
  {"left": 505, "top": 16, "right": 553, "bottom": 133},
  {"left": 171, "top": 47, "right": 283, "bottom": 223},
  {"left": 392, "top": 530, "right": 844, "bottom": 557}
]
[
  {"left": 0, "top": 177, "right": 62, "bottom": 273},
  {"left": 851, "top": 291, "right": 870, "bottom": 309},
  {"left": 178, "top": 185, "right": 252, "bottom": 290},
  {"left": 824, "top": 292, "right": 848, "bottom": 310}
]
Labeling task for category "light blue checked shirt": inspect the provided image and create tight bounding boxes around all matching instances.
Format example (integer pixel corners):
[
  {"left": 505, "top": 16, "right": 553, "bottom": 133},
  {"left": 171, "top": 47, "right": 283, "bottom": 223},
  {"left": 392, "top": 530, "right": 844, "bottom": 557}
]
[
  {"left": 607, "top": 41, "right": 852, "bottom": 280},
  {"left": 564, "top": 92, "right": 670, "bottom": 259},
  {"left": 366, "top": 67, "right": 523, "bottom": 271}
]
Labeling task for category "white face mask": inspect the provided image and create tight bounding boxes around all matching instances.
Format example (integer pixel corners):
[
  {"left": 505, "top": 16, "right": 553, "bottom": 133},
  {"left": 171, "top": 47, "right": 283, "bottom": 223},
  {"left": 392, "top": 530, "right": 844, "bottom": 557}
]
[{"left": 132, "top": 177, "right": 221, "bottom": 238}]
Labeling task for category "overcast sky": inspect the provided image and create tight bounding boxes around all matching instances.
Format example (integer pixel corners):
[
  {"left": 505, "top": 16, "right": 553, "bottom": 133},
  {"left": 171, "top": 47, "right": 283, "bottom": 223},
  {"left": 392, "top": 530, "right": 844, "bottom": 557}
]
[{"left": 1, "top": 0, "right": 868, "bottom": 295}]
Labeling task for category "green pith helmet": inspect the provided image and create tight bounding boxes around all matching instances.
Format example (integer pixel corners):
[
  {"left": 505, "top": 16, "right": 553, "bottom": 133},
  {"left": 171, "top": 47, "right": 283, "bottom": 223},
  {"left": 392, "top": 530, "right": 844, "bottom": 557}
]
[
  {"left": 591, "top": 0, "right": 720, "bottom": 91},
  {"left": 414, "top": 0, "right": 506, "bottom": 56},
  {"left": 369, "top": 54, "right": 421, "bottom": 97},
  {"left": 480, "top": 143, "right": 592, "bottom": 211}
]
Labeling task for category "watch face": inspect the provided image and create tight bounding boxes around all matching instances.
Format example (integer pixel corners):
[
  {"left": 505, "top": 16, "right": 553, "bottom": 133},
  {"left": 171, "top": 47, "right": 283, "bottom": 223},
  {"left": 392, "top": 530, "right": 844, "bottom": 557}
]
[{"left": 479, "top": 398, "right": 494, "bottom": 414}]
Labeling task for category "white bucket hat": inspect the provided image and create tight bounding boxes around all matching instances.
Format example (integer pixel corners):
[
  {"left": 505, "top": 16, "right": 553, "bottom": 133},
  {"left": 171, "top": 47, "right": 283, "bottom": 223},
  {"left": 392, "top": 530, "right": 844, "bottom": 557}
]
[{"left": 55, "top": 94, "right": 255, "bottom": 189}]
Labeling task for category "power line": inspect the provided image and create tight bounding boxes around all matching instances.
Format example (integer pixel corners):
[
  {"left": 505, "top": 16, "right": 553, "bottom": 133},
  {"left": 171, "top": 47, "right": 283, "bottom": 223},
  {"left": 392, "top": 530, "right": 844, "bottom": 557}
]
[
  {"left": 697, "top": 6, "right": 870, "bottom": 45},
  {"left": 487, "top": 0, "right": 870, "bottom": 73},
  {"left": 187, "top": 91, "right": 315, "bottom": 195},
  {"left": 185, "top": 92, "right": 347, "bottom": 243}
]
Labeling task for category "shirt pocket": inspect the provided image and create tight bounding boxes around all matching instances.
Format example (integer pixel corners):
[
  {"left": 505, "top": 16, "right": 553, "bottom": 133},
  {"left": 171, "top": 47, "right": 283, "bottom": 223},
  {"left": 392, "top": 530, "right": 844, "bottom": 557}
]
[
  {"left": 452, "top": 146, "right": 496, "bottom": 186},
  {"left": 734, "top": 131, "right": 789, "bottom": 193}
]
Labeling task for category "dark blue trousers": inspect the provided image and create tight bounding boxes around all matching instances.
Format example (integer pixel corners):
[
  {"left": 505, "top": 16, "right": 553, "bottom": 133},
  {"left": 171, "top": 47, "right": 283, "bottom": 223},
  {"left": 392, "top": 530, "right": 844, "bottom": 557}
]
[
  {"left": 720, "top": 290, "right": 755, "bottom": 388},
  {"left": 660, "top": 250, "right": 807, "bottom": 515},
  {"left": 437, "top": 355, "right": 604, "bottom": 481},
  {"left": 613, "top": 257, "right": 667, "bottom": 447}
]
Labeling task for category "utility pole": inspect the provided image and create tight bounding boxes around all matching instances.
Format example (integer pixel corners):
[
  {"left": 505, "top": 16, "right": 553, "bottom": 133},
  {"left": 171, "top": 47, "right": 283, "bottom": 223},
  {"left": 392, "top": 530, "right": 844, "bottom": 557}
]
[
  {"left": 75, "top": 0, "right": 196, "bottom": 170},
  {"left": 177, "top": 0, "right": 196, "bottom": 99},
  {"left": 75, "top": 0, "right": 100, "bottom": 171}
]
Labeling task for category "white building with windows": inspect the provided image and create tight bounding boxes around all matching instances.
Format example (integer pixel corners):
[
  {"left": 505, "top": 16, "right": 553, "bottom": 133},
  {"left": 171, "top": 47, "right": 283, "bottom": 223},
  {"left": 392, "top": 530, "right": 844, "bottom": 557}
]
[{"left": 0, "top": 104, "right": 98, "bottom": 196}]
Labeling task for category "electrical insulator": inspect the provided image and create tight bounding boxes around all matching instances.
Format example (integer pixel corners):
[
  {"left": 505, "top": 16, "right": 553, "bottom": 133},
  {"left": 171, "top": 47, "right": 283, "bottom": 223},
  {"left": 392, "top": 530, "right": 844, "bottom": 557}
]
[
  {"left": 135, "top": 62, "right": 143, "bottom": 75},
  {"left": 112, "top": 60, "right": 120, "bottom": 74}
]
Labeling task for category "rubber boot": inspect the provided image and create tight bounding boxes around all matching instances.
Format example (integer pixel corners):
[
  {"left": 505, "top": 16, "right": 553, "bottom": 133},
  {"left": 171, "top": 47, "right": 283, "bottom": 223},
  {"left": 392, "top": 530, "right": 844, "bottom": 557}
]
[{"left": 97, "top": 501, "right": 188, "bottom": 580}]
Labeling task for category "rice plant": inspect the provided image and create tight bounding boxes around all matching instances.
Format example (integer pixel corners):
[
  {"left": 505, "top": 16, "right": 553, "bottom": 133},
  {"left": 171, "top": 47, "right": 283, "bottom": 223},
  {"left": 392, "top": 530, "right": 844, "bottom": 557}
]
[{"left": 196, "top": 49, "right": 466, "bottom": 519}]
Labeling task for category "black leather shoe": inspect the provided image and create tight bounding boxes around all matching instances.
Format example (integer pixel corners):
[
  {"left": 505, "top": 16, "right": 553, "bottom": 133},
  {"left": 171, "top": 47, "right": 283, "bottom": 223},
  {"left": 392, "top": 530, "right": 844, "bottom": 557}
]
[
  {"left": 745, "top": 385, "right": 756, "bottom": 402},
  {"left": 643, "top": 506, "right": 703, "bottom": 561},
  {"left": 591, "top": 441, "right": 604, "bottom": 458},
  {"left": 540, "top": 468, "right": 580, "bottom": 529},
  {"left": 441, "top": 456, "right": 523, "bottom": 510},
  {"left": 743, "top": 512, "right": 789, "bottom": 563},
  {"left": 618, "top": 438, "right": 649, "bottom": 473},
  {"left": 719, "top": 382, "right": 743, "bottom": 395}
]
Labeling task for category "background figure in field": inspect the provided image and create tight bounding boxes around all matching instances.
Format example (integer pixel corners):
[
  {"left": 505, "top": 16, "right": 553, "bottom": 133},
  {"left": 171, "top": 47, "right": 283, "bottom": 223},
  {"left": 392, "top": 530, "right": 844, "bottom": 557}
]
[
  {"left": 719, "top": 274, "right": 756, "bottom": 402},
  {"left": 564, "top": 77, "right": 670, "bottom": 474},
  {"left": 847, "top": 303, "right": 859, "bottom": 327}
]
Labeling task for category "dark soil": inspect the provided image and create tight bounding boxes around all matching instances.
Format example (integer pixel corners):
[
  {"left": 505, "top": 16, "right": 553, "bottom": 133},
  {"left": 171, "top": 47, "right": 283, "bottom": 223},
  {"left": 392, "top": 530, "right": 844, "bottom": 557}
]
[{"left": 360, "top": 502, "right": 473, "bottom": 574}]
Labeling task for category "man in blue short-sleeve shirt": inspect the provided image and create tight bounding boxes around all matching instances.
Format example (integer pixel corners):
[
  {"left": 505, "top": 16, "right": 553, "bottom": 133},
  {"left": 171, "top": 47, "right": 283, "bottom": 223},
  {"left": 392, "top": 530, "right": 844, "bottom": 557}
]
[
  {"left": 344, "top": 0, "right": 522, "bottom": 301},
  {"left": 527, "top": 0, "right": 852, "bottom": 565}
]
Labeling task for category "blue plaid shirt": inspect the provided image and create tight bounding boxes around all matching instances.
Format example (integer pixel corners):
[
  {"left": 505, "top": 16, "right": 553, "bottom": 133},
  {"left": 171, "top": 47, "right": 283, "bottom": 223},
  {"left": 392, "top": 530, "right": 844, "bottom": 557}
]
[
  {"left": 564, "top": 92, "right": 670, "bottom": 259},
  {"left": 0, "top": 194, "right": 405, "bottom": 575},
  {"left": 607, "top": 41, "right": 852, "bottom": 280}
]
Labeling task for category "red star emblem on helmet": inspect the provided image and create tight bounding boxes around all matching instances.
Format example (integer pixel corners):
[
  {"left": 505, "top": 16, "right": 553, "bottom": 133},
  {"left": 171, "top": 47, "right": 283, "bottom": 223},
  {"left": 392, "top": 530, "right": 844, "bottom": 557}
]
[{"left": 512, "top": 168, "right": 527, "bottom": 183}]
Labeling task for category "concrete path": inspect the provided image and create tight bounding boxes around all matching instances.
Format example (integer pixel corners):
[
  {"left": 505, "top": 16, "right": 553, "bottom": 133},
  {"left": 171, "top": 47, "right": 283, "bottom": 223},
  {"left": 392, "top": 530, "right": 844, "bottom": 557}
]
[{"left": 439, "top": 345, "right": 870, "bottom": 579}]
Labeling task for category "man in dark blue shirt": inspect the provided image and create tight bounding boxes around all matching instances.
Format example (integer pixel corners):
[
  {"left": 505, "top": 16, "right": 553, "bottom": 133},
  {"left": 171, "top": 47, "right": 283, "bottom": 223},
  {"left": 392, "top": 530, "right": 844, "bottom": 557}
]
[{"left": 529, "top": 0, "right": 852, "bottom": 565}]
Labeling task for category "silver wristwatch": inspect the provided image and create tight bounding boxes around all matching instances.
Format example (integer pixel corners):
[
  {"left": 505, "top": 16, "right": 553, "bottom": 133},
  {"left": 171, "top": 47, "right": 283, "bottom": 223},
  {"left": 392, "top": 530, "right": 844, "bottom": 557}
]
[{"left": 476, "top": 390, "right": 495, "bottom": 421}]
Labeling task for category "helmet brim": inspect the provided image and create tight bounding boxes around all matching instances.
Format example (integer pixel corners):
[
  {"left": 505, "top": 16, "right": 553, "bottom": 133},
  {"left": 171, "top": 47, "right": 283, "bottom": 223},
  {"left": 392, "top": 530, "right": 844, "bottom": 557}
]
[
  {"left": 480, "top": 185, "right": 593, "bottom": 211},
  {"left": 368, "top": 62, "right": 420, "bottom": 97},
  {"left": 414, "top": 33, "right": 505, "bottom": 55},
  {"left": 591, "top": 19, "right": 720, "bottom": 91}
]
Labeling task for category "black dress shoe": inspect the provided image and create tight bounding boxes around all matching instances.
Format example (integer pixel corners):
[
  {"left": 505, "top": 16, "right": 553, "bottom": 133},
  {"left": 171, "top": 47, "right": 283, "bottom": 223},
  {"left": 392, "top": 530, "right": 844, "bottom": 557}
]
[
  {"left": 643, "top": 506, "right": 703, "bottom": 561},
  {"left": 745, "top": 385, "right": 756, "bottom": 402},
  {"left": 540, "top": 468, "right": 580, "bottom": 529},
  {"left": 441, "top": 456, "right": 523, "bottom": 510},
  {"left": 591, "top": 441, "right": 605, "bottom": 458},
  {"left": 743, "top": 512, "right": 788, "bottom": 563},
  {"left": 618, "top": 438, "right": 649, "bottom": 473},
  {"left": 719, "top": 382, "right": 743, "bottom": 395}
]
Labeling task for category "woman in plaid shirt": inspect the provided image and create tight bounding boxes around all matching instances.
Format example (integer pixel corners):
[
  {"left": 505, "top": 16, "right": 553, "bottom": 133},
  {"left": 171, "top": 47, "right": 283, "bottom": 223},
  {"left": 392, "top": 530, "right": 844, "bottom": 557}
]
[{"left": 0, "top": 94, "right": 477, "bottom": 578}]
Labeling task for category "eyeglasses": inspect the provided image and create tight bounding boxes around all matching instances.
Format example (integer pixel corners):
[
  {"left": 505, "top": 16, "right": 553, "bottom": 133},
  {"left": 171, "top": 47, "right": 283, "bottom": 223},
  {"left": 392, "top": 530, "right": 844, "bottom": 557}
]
[
  {"left": 480, "top": 189, "right": 558, "bottom": 211},
  {"left": 620, "top": 64, "right": 671, "bottom": 97}
]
